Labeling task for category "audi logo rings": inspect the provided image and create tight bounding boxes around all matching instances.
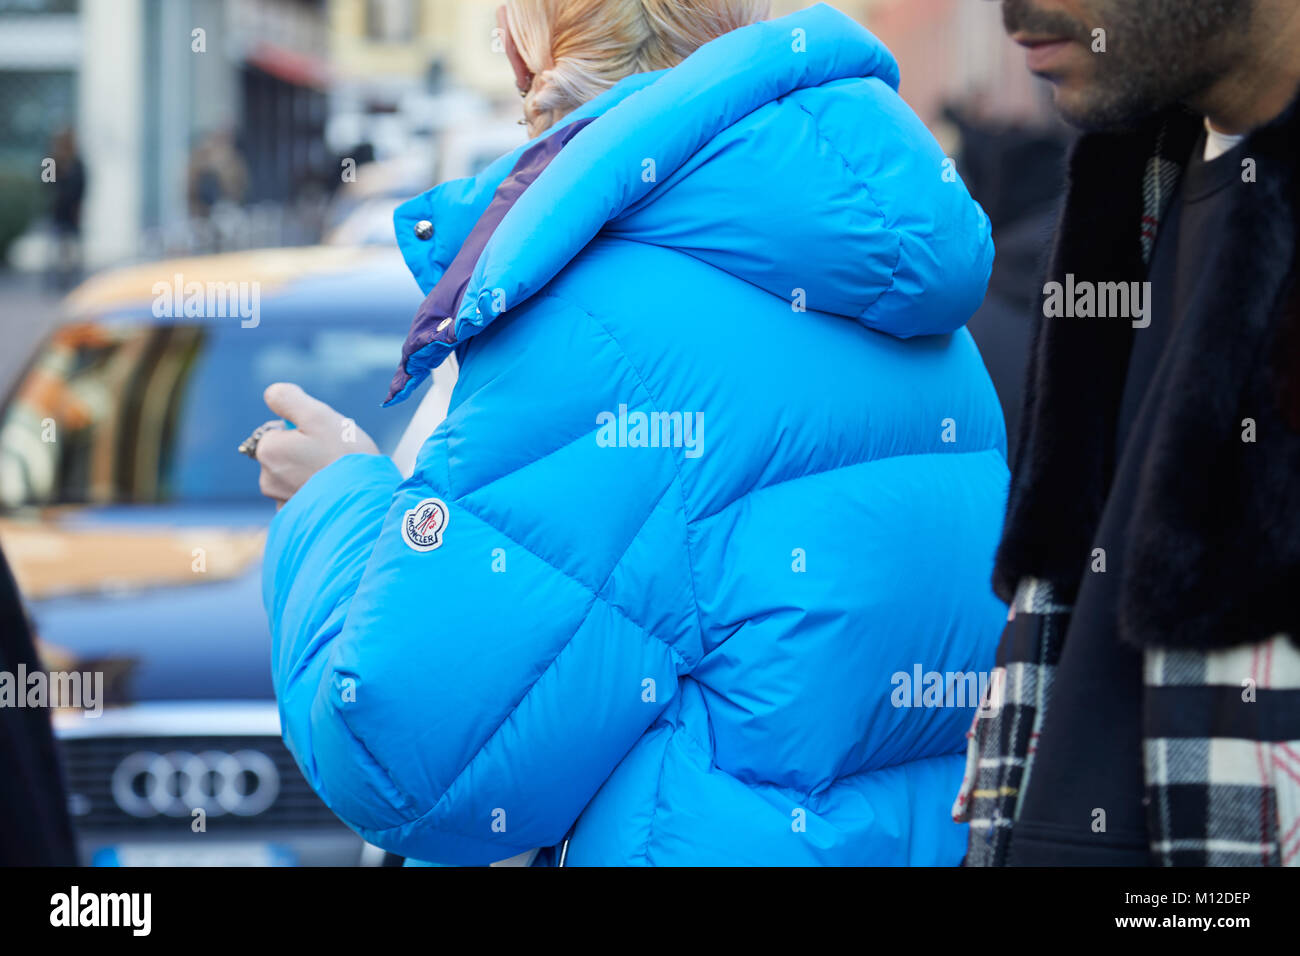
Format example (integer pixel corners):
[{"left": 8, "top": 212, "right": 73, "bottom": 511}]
[{"left": 111, "top": 750, "right": 280, "bottom": 818}]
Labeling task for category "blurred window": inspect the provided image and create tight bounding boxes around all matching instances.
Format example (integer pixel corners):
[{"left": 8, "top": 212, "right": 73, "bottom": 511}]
[
  {"left": 0, "top": 0, "right": 78, "bottom": 13},
  {"left": 0, "top": 71, "right": 76, "bottom": 257},
  {"left": 0, "top": 320, "right": 406, "bottom": 507},
  {"left": 365, "top": 0, "right": 418, "bottom": 42}
]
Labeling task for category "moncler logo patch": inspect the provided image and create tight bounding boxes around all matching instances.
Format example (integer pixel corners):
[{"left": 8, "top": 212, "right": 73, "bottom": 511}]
[{"left": 402, "top": 497, "right": 449, "bottom": 552}]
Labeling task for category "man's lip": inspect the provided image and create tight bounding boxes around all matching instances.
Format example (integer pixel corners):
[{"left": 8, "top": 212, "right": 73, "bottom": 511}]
[
  {"left": 1010, "top": 33, "right": 1071, "bottom": 48},
  {"left": 1012, "top": 36, "right": 1075, "bottom": 73}
]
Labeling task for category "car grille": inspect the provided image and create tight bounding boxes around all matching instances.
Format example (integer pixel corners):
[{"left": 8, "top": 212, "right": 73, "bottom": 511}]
[{"left": 58, "top": 734, "right": 345, "bottom": 832}]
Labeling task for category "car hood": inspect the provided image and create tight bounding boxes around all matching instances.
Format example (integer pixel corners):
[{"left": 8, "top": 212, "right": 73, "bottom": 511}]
[{"left": 1, "top": 504, "right": 276, "bottom": 703}]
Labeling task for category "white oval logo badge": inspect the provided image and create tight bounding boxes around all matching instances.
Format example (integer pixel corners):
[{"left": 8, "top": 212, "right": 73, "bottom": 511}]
[{"left": 402, "top": 497, "right": 449, "bottom": 552}]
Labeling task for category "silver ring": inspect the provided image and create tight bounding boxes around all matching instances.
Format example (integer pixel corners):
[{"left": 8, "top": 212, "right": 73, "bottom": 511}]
[{"left": 238, "top": 420, "right": 285, "bottom": 459}]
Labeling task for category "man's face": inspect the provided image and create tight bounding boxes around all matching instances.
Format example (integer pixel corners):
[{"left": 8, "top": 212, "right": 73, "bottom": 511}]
[{"left": 1001, "top": 0, "right": 1256, "bottom": 128}]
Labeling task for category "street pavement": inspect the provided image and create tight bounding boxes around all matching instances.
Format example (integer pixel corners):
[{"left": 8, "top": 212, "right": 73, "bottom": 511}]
[{"left": 0, "top": 271, "right": 65, "bottom": 395}]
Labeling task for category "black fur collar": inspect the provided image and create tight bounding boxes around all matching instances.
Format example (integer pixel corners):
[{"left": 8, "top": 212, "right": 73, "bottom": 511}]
[{"left": 993, "top": 98, "right": 1300, "bottom": 650}]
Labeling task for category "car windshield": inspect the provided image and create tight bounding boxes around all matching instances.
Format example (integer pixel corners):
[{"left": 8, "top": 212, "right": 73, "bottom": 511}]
[{"left": 0, "top": 319, "right": 408, "bottom": 507}]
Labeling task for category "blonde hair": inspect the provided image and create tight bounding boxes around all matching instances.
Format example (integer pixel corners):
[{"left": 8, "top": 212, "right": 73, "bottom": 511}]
[{"left": 506, "top": 0, "right": 771, "bottom": 136}]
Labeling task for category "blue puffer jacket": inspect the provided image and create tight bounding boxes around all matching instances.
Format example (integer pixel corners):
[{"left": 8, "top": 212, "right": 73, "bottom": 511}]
[{"left": 265, "top": 3, "right": 1008, "bottom": 866}]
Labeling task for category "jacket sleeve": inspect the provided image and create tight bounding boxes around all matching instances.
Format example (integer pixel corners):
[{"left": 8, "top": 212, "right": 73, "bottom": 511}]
[{"left": 264, "top": 422, "right": 694, "bottom": 863}]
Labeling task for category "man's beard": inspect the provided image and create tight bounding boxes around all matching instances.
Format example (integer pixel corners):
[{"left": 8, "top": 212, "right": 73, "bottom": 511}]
[{"left": 1002, "top": 0, "right": 1256, "bottom": 129}]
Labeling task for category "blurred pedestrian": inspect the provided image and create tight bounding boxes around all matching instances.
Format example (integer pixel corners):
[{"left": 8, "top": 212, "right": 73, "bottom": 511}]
[
  {"left": 252, "top": 2, "right": 1007, "bottom": 865},
  {"left": 187, "top": 130, "right": 248, "bottom": 219},
  {"left": 47, "top": 128, "right": 85, "bottom": 291},
  {"left": 958, "top": 0, "right": 1300, "bottom": 867}
]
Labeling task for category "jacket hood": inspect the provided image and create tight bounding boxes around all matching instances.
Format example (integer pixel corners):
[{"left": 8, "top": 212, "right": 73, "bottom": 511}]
[{"left": 390, "top": 3, "right": 993, "bottom": 405}]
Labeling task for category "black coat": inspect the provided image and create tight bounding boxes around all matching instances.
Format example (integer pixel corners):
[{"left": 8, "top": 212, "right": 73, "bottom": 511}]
[
  {"left": 993, "top": 99, "right": 1300, "bottom": 651},
  {"left": 0, "top": 545, "right": 77, "bottom": 865}
]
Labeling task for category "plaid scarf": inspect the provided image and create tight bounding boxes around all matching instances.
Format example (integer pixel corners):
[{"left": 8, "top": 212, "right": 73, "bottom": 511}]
[{"left": 955, "top": 124, "right": 1300, "bottom": 867}]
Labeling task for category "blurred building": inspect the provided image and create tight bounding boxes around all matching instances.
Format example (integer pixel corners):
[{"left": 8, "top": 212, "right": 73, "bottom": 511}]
[
  {"left": 328, "top": 0, "right": 1057, "bottom": 142},
  {"left": 0, "top": 0, "right": 333, "bottom": 271},
  {"left": 862, "top": 0, "right": 1051, "bottom": 130},
  {"left": 776, "top": 0, "right": 1054, "bottom": 137},
  {"left": 0, "top": 0, "right": 81, "bottom": 265},
  {"left": 324, "top": 0, "right": 517, "bottom": 171},
  {"left": 329, "top": 0, "right": 513, "bottom": 102},
  {"left": 0, "top": 0, "right": 1059, "bottom": 273}
]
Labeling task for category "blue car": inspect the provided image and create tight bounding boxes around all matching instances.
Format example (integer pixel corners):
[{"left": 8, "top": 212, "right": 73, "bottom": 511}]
[{"left": 0, "top": 245, "right": 428, "bottom": 866}]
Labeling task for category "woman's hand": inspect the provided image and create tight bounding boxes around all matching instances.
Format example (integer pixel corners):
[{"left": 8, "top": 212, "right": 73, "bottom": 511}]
[{"left": 254, "top": 383, "right": 379, "bottom": 506}]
